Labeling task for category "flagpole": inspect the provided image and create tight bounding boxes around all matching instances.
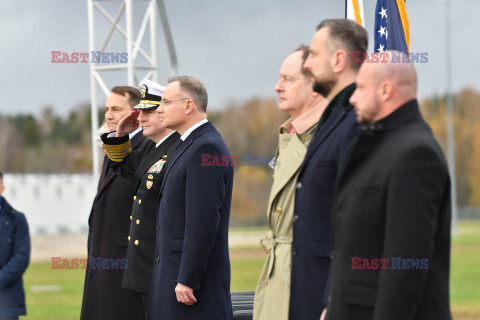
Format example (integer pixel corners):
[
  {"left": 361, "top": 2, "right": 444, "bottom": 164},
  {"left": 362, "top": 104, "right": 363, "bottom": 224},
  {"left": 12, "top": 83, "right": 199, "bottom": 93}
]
[{"left": 443, "top": 0, "right": 458, "bottom": 237}]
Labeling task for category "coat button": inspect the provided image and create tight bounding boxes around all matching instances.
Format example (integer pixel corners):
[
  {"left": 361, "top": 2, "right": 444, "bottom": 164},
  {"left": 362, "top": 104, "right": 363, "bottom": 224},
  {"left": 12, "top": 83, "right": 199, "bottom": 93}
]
[
  {"left": 296, "top": 182, "right": 302, "bottom": 190},
  {"left": 130, "top": 215, "right": 132, "bottom": 221},
  {"left": 133, "top": 195, "right": 137, "bottom": 200},
  {"left": 135, "top": 240, "right": 139, "bottom": 246},
  {"left": 293, "top": 214, "right": 299, "bottom": 222},
  {"left": 156, "top": 256, "right": 160, "bottom": 262},
  {"left": 136, "top": 219, "right": 140, "bottom": 225},
  {"left": 157, "top": 225, "right": 161, "bottom": 230},
  {"left": 275, "top": 208, "right": 283, "bottom": 216},
  {"left": 138, "top": 199, "right": 142, "bottom": 205},
  {"left": 128, "top": 236, "right": 131, "bottom": 241}
]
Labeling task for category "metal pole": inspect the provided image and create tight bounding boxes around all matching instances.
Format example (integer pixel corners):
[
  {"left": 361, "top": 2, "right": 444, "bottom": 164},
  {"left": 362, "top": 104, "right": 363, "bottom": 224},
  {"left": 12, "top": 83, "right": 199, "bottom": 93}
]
[
  {"left": 125, "top": 0, "right": 135, "bottom": 86},
  {"left": 150, "top": 1, "right": 158, "bottom": 82},
  {"left": 444, "top": 0, "right": 458, "bottom": 237},
  {"left": 88, "top": 0, "right": 100, "bottom": 183},
  {"left": 156, "top": 0, "right": 178, "bottom": 76}
]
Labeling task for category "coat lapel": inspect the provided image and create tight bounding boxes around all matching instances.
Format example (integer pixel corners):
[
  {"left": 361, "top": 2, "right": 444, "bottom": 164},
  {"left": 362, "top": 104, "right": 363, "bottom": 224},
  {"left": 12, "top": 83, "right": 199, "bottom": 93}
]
[
  {"left": 159, "top": 122, "right": 214, "bottom": 194},
  {"left": 267, "top": 134, "right": 307, "bottom": 216},
  {"left": 302, "top": 105, "right": 347, "bottom": 168}
]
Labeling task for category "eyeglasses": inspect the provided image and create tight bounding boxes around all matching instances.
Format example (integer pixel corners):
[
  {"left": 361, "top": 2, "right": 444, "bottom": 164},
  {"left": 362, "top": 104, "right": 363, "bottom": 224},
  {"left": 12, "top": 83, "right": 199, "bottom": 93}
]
[{"left": 160, "top": 98, "right": 190, "bottom": 108}]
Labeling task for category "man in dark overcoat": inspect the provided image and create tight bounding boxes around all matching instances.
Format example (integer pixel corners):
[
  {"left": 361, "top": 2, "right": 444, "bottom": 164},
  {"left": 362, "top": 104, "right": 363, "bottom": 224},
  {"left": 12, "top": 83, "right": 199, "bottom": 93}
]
[
  {"left": 148, "top": 76, "right": 234, "bottom": 320},
  {"left": 288, "top": 19, "right": 367, "bottom": 319},
  {"left": 323, "top": 51, "right": 452, "bottom": 320},
  {"left": 81, "top": 86, "right": 147, "bottom": 320}
]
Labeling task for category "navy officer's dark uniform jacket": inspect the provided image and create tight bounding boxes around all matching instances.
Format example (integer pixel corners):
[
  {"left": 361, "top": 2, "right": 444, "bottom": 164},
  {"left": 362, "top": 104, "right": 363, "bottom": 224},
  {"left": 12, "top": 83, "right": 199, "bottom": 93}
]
[
  {"left": 101, "top": 131, "right": 180, "bottom": 293},
  {"left": 325, "top": 99, "right": 452, "bottom": 320},
  {"left": 0, "top": 196, "right": 30, "bottom": 319},
  {"left": 148, "top": 121, "right": 234, "bottom": 320},
  {"left": 81, "top": 131, "right": 147, "bottom": 320},
  {"left": 289, "top": 83, "right": 358, "bottom": 320}
]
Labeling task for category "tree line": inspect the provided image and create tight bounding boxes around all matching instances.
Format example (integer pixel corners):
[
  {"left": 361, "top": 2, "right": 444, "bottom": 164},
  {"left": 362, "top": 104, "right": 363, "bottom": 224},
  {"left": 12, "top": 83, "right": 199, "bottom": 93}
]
[{"left": 1, "top": 88, "right": 479, "bottom": 224}]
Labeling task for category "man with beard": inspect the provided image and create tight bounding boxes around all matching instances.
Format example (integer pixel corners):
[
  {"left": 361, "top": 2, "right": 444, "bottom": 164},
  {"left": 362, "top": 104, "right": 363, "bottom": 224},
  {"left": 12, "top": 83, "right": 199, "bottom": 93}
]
[{"left": 288, "top": 19, "right": 367, "bottom": 319}]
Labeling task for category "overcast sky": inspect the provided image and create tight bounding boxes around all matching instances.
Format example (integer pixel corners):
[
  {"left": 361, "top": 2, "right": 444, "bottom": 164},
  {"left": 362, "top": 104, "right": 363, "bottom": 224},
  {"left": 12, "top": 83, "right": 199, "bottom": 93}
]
[{"left": 0, "top": 0, "right": 477, "bottom": 117}]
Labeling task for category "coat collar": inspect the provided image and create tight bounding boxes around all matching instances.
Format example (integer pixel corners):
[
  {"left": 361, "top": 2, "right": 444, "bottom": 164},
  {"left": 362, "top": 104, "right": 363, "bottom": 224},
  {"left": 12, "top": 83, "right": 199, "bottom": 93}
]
[
  {"left": 303, "top": 85, "right": 356, "bottom": 163},
  {"left": 358, "top": 99, "right": 420, "bottom": 135},
  {"left": 159, "top": 121, "right": 215, "bottom": 194}
]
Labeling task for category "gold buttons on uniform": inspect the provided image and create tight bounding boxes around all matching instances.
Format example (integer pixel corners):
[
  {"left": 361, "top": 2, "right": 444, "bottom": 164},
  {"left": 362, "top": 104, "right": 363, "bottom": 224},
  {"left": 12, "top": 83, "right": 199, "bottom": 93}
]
[
  {"left": 136, "top": 219, "right": 140, "bottom": 225},
  {"left": 135, "top": 240, "right": 139, "bottom": 246},
  {"left": 275, "top": 208, "right": 283, "bottom": 216},
  {"left": 128, "top": 236, "right": 131, "bottom": 241},
  {"left": 138, "top": 199, "right": 142, "bottom": 205},
  {"left": 148, "top": 174, "right": 154, "bottom": 180},
  {"left": 134, "top": 196, "right": 137, "bottom": 200},
  {"left": 130, "top": 215, "right": 132, "bottom": 221}
]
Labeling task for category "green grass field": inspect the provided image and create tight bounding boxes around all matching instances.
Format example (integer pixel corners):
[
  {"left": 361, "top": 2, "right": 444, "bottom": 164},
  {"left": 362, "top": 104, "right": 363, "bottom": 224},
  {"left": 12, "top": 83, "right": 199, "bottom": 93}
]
[{"left": 20, "top": 221, "right": 480, "bottom": 319}]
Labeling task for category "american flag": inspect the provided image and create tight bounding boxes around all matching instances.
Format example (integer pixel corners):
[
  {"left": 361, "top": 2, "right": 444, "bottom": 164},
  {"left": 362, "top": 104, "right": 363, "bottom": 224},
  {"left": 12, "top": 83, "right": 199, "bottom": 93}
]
[{"left": 374, "top": 0, "right": 410, "bottom": 54}]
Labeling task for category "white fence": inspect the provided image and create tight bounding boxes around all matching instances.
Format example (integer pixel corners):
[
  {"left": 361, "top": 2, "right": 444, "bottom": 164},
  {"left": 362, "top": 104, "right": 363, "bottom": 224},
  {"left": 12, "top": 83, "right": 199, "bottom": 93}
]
[{"left": 3, "top": 174, "right": 96, "bottom": 235}]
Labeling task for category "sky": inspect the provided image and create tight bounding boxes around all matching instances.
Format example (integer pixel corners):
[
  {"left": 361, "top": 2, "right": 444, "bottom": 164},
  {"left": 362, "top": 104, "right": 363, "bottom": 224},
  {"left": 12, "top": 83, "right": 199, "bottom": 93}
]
[{"left": 0, "top": 0, "right": 477, "bottom": 117}]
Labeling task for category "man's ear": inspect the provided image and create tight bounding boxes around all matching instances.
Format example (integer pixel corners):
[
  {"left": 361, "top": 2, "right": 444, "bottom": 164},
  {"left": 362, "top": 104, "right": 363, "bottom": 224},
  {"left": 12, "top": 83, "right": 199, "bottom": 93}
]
[
  {"left": 0, "top": 184, "right": 5, "bottom": 196},
  {"left": 378, "top": 80, "right": 394, "bottom": 102},
  {"left": 184, "top": 100, "right": 195, "bottom": 115},
  {"left": 332, "top": 49, "right": 348, "bottom": 74}
]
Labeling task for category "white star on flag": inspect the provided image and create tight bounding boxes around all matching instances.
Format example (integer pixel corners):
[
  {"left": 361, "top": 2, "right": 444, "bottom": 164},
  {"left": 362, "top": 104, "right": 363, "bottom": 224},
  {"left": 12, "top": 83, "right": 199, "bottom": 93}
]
[
  {"left": 378, "top": 44, "right": 385, "bottom": 52},
  {"left": 378, "top": 26, "right": 387, "bottom": 37},
  {"left": 379, "top": 7, "right": 387, "bottom": 19}
]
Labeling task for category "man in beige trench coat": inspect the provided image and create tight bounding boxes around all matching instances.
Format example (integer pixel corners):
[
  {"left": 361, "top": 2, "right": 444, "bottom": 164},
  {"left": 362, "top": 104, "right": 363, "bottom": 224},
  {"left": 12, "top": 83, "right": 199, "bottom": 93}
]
[{"left": 253, "top": 46, "right": 327, "bottom": 320}]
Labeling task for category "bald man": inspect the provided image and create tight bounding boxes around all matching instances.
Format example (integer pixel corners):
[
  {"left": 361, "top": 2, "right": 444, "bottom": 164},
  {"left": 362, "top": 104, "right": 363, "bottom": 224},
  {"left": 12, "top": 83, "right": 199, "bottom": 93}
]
[{"left": 322, "top": 51, "right": 452, "bottom": 320}]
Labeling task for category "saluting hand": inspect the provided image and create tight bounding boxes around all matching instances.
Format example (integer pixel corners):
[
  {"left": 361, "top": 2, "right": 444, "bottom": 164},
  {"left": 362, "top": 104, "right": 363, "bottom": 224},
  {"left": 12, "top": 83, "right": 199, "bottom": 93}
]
[
  {"left": 116, "top": 110, "right": 140, "bottom": 137},
  {"left": 175, "top": 283, "right": 197, "bottom": 306}
]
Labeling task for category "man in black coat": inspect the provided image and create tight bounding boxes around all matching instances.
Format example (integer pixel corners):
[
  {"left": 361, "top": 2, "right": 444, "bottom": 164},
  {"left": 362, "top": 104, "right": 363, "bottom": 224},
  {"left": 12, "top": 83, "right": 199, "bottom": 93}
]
[
  {"left": 0, "top": 172, "right": 30, "bottom": 320},
  {"left": 323, "top": 51, "right": 452, "bottom": 320},
  {"left": 288, "top": 19, "right": 367, "bottom": 320},
  {"left": 101, "top": 80, "right": 180, "bottom": 319},
  {"left": 148, "top": 76, "right": 234, "bottom": 320},
  {"left": 81, "top": 86, "right": 147, "bottom": 320}
]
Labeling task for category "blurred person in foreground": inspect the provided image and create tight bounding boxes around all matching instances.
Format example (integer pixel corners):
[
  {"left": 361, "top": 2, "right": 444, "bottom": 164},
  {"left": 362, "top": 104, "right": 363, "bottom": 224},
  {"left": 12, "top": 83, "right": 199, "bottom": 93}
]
[
  {"left": 287, "top": 19, "right": 367, "bottom": 319},
  {"left": 148, "top": 76, "right": 234, "bottom": 320},
  {"left": 101, "top": 80, "right": 180, "bottom": 319},
  {"left": 322, "top": 51, "right": 452, "bottom": 320},
  {"left": 81, "top": 86, "right": 147, "bottom": 320},
  {"left": 0, "top": 171, "right": 30, "bottom": 320},
  {"left": 253, "top": 45, "right": 327, "bottom": 320}
]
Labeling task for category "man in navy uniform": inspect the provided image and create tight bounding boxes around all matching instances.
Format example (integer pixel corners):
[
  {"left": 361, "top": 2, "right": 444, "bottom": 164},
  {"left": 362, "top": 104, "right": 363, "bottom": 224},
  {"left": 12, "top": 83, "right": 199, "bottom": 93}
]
[
  {"left": 101, "top": 80, "right": 180, "bottom": 319},
  {"left": 148, "top": 76, "right": 234, "bottom": 320},
  {"left": 0, "top": 171, "right": 30, "bottom": 320}
]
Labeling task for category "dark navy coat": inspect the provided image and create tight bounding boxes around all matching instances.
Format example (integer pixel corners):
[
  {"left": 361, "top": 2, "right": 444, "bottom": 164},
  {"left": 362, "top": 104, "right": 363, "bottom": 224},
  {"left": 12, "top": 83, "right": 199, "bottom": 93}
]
[
  {"left": 289, "top": 84, "right": 358, "bottom": 320},
  {"left": 81, "top": 132, "right": 147, "bottom": 320},
  {"left": 148, "top": 121, "right": 234, "bottom": 320},
  {"left": 0, "top": 196, "right": 30, "bottom": 318}
]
